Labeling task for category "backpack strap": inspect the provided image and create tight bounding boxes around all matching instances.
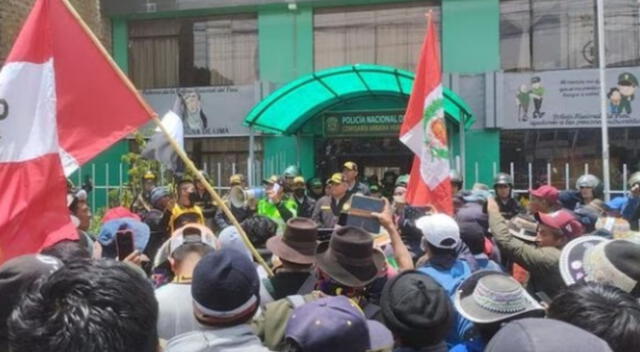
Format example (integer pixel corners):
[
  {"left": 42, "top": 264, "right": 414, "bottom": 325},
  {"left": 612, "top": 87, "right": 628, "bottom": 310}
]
[
  {"left": 296, "top": 274, "right": 317, "bottom": 295},
  {"left": 286, "top": 295, "right": 306, "bottom": 309}
]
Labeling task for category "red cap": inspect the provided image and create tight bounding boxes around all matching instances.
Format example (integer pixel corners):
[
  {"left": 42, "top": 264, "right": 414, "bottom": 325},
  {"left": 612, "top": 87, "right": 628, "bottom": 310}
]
[
  {"left": 530, "top": 185, "right": 559, "bottom": 203},
  {"left": 101, "top": 206, "right": 141, "bottom": 224},
  {"left": 535, "top": 210, "right": 584, "bottom": 239}
]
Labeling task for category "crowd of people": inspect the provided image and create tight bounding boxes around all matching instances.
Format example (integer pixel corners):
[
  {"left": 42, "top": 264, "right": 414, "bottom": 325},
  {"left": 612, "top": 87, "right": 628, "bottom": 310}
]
[{"left": 2, "top": 160, "right": 640, "bottom": 352}]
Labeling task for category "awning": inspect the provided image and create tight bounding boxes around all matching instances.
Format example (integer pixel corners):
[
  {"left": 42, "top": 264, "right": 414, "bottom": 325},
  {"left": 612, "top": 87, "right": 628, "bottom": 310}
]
[{"left": 244, "top": 64, "right": 475, "bottom": 135}]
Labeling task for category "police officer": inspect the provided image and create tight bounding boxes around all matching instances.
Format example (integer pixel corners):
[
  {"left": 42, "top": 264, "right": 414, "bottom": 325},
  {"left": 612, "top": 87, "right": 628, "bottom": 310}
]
[
  {"left": 559, "top": 174, "right": 603, "bottom": 211},
  {"left": 342, "top": 161, "right": 370, "bottom": 197},
  {"left": 607, "top": 171, "right": 640, "bottom": 230},
  {"left": 493, "top": 173, "right": 522, "bottom": 220},
  {"left": 292, "top": 176, "right": 316, "bottom": 218}
]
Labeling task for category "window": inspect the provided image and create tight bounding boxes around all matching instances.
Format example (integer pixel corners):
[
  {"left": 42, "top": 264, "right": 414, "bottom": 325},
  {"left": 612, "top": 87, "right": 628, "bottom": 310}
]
[
  {"left": 129, "top": 14, "right": 258, "bottom": 89},
  {"left": 500, "top": 0, "right": 640, "bottom": 72},
  {"left": 314, "top": 2, "right": 440, "bottom": 72}
]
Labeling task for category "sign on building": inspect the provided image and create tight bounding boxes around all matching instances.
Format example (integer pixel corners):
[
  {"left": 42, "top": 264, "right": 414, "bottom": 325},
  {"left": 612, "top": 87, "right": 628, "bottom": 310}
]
[
  {"left": 500, "top": 68, "right": 640, "bottom": 129},
  {"left": 140, "top": 85, "right": 256, "bottom": 137},
  {"left": 323, "top": 111, "right": 405, "bottom": 137}
]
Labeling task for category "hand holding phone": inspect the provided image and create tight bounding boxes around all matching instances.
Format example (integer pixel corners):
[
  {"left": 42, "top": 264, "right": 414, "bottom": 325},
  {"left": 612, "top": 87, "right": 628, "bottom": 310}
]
[{"left": 116, "top": 230, "right": 135, "bottom": 261}]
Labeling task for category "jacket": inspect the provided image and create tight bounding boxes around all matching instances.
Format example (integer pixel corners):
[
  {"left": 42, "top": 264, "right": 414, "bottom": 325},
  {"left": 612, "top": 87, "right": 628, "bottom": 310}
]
[
  {"left": 257, "top": 197, "right": 297, "bottom": 234},
  {"left": 311, "top": 195, "right": 348, "bottom": 229},
  {"left": 166, "top": 324, "right": 272, "bottom": 352},
  {"left": 293, "top": 195, "right": 316, "bottom": 218},
  {"left": 489, "top": 208, "right": 565, "bottom": 298},
  {"left": 496, "top": 197, "right": 522, "bottom": 220},
  {"left": 346, "top": 181, "right": 371, "bottom": 198},
  {"left": 607, "top": 195, "right": 640, "bottom": 230}
]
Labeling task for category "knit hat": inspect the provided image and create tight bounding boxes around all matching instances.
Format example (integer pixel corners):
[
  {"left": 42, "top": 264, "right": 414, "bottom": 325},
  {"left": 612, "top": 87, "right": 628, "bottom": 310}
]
[
  {"left": 416, "top": 214, "right": 461, "bottom": 250},
  {"left": 486, "top": 318, "right": 612, "bottom": 352},
  {"left": 454, "top": 271, "right": 545, "bottom": 324},
  {"left": 583, "top": 239, "right": 640, "bottom": 296},
  {"left": 150, "top": 186, "right": 171, "bottom": 208},
  {"left": 191, "top": 248, "right": 260, "bottom": 324},
  {"left": 381, "top": 270, "right": 453, "bottom": 346},
  {"left": 285, "top": 296, "right": 393, "bottom": 352}
]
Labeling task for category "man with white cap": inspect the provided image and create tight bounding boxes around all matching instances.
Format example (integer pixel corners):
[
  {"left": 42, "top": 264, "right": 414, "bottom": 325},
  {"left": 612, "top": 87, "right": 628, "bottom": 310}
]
[{"left": 415, "top": 213, "right": 474, "bottom": 346}]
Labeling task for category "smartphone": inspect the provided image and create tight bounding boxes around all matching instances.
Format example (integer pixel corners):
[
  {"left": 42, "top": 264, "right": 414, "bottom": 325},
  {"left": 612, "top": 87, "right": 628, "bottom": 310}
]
[{"left": 116, "top": 230, "right": 135, "bottom": 261}]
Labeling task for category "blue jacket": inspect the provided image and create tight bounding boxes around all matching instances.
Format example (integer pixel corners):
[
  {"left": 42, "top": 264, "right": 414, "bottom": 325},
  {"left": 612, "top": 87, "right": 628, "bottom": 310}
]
[
  {"left": 607, "top": 195, "right": 640, "bottom": 229},
  {"left": 418, "top": 259, "right": 474, "bottom": 348}
]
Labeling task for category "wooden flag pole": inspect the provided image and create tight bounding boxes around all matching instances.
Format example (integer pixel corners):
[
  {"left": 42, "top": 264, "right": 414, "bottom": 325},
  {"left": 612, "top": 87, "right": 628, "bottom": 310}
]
[
  {"left": 151, "top": 116, "right": 274, "bottom": 277},
  {"left": 61, "top": 0, "right": 274, "bottom": 276}
]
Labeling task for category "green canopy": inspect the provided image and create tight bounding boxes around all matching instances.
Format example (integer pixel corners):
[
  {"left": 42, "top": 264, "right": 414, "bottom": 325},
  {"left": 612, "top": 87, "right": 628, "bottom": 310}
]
[{"left": 244, "top": 64, "right": 474, "bottom": 135}]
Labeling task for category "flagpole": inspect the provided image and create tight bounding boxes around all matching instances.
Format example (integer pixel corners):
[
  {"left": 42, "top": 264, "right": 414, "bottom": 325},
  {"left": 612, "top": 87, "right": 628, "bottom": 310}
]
[
  {"left": 596, "top": 0, "right": 611, "bottom": 201},
  {"left": 60, "top": 0, "right": 274, "bottom": 276}
]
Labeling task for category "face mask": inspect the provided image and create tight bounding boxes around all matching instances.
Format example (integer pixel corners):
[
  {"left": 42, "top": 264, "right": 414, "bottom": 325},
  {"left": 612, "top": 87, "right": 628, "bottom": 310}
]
[
  {"left": 294, "top": 189, "right": 305, "bottom": 197},
  {"left": 393, "top": 195, "right": 406, "bottom": 204}
]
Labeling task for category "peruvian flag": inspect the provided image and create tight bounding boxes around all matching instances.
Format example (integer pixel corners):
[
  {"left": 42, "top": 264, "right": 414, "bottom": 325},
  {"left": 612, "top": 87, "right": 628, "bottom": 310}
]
[
  {"left": 399, "top": 16, "right": 453, "bottom": 214},
  {"left": 0, "top": 0, "right": 155, "bottom": 262}
]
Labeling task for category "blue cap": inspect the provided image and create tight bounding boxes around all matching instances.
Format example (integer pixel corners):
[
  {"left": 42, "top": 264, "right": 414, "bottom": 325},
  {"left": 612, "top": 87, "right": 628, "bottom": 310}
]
[
  {"left": 191, "top": 248, "right": 260, "bottom": 322},
  {"left": 285, "top": 296, "right": 393, "bottom": 352},
  {"left": 98, "top": 218, "right": 150, "bottom": 258}
]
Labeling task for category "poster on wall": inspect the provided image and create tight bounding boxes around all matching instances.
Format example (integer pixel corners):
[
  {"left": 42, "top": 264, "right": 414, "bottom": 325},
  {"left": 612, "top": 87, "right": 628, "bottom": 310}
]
[
  {"left": 500, "top": 68, "right": 640, "bottom": 129},
  {"left": 139, "top": 85, "right": 256, "bottom": 137}
]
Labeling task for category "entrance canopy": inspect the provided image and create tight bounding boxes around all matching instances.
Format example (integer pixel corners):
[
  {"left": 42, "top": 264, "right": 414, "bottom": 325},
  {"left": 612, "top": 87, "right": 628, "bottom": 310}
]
[{"left": 244, "top": 64, "right": 475, "bottom": 135}]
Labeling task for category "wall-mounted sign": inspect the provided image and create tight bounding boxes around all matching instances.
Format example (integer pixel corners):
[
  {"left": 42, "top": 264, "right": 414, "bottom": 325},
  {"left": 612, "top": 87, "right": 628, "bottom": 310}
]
[
  {"left": 140, "top": 85, "right": 257, "bottom": 137},
  {"left": 500, "top": 67, "right": 640, "bottom": 129},
  {"left": 323, "top": 111, "right": 405, "bottom": 137}
]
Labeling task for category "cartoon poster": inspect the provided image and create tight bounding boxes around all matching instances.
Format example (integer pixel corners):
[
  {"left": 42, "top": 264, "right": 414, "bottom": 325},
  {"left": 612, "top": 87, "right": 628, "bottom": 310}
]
[{"left": 500, "top": 68, "right": 640, "bottom": 129}]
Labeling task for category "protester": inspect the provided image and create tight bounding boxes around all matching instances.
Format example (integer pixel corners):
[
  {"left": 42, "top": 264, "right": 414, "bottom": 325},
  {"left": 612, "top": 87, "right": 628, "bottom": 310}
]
[
  {"left": 504, "top": 214, "right": 539, "bottom": 284},
  {"left": 282, "top": 296, "right": 394, "bottom": 352},
  {"left": 155, "top": 224, "right": 217, "bottom": 340},
  {"left": 132, "top": 171, "right": 157, "bottom": 213},
  {"left": 307, "top": 177, "right": 324, "bottom": 200},
  {"left": 343, "top": 161, "right": 371, "bottom": 197},
  {"left": 142, "top": 186, "right": 174, "bottom": 259},
  {"left": 166, "top": 248, "right": 270, "bottom": 352},
  {"left": 263, "top": 218, "right": 318, "bottom": 302},
  {"left": 40, "top": 239, "right": 91, "bottom": 264},
  {"left": 98, "top": 213, "right": 151, "bottom": 265},
  {"left": 450, "top": 169, "right": 464, "bottom": 196},
  {"left": 242, "top": 215, "right": 279, "bottom": 253},
  {"left": 291, "top": 176, "right": 315, "bottom": 218},
  {"left": 258, "top": 175, "right": 298, "bottom": 234},
  {"left": 169, "top": 178, "right": 205, "bottom": 232},
  {"left": 214, "top": 173, "right": 256, "bottom": 230},
  {"left": 381, "top": 171, "right": 399, "bottom": 200},
  {"left": 315, "top": 226, "right": 387, "bottom": 319},
  {"left": 489, "top": 197, "right": 583, "bottom": 299},
  {"left": 8, "top": 259, "right": 159, "bottom": 352},
  {"left": 370, "top": 183, "right": 382, "bottom": 198},
  {"left": 485, "top": 318, "right": 613, "bottom": 352},
  {"left": 527, "top": 184, "right": 561, "bottom": 214},
  {"left": 457, "top": 220, "right": 502, "bottom": 271},
  {"left": 493, "top": 173, "right": 522, "bottom": 219},
  {"left": 452, "top": 271, "right": 545, "bottom": 351},
  {"left": 548, "top": 282, "right": 640, "bottom": 352},
  {"left": 192, "top": 171, "right": 217, "bottom": 229},
  {"left": 381, "top": 270, "right": 453, "bottom": 352},
  {"left": 414, "top": 213, "right": 473, "bottom": 345},
  {"left": 607, "top": 171, "right": 640, "bottom": 230},
  {"left": 0, "top": 255, "right": 62, "bottom": 352},
  {"left": 67, "top": 188, "right": 95, "bottom": 255},
  {"left": 560, "top": 174, "right": 603, "bottom": 211},
  {"left": 579, "top": 239, "right": 640, "bottom": 297}
]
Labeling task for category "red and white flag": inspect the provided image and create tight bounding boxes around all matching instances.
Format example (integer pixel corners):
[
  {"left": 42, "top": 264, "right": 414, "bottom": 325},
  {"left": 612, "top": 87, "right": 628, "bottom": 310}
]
[
  {"left": 399, "top": 16, "right": 453, "bottom": 214},
  {"left": 0, "top": 0, "right": 155, "bottom": 262}
]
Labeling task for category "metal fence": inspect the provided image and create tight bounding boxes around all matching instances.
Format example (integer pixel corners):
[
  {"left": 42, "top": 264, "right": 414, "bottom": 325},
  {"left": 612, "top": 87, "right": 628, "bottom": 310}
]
[{"left": 73, "top": 160, "right": 263, "bottom": 213}]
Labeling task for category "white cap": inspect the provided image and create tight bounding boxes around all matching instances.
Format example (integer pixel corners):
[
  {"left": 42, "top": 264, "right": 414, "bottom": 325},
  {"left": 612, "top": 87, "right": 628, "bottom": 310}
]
[{"left": 416, "top": 214, "right": 461, "bottom": 250}]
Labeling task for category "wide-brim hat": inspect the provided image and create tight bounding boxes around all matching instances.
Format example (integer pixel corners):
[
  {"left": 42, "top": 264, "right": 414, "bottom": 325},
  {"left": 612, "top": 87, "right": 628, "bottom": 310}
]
[
  {"left": 454, "top": 270, "right": 545, "bottom": 324},
  {"left": 559, "top": 235, "right": 607, "bottom": 286},
  {"left": 266, "top": 217, "right": 318, "bottom": 265},
  {"left": 315, "top": 226, "right": 386, "bottom": 287}
]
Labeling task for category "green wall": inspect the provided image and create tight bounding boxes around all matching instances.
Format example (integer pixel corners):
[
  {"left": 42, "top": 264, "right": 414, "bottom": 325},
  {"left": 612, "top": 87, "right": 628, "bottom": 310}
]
[
  {"left": 258, "top": 6, "right": 316, "bottom": 178},
  {"left": 442, "top": 0, "right": 500, "bottom": 188}
]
